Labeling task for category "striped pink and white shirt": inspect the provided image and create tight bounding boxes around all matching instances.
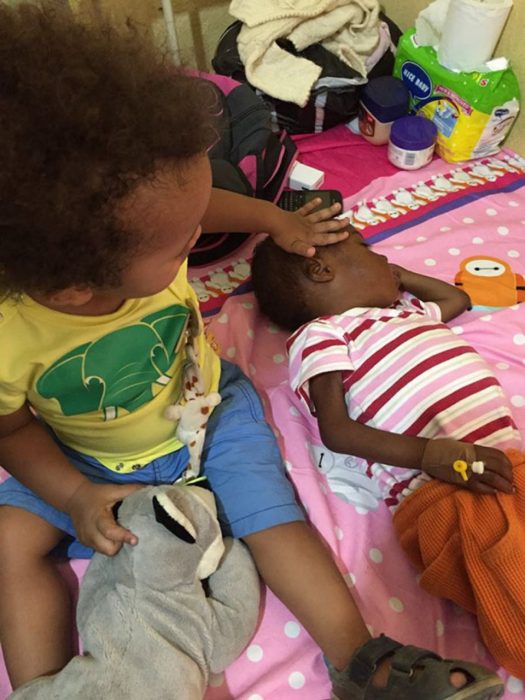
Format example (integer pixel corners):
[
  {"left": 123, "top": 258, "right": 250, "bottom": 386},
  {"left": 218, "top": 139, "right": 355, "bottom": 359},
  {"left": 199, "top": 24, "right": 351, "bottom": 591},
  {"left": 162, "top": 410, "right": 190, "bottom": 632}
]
[{"left": 287, "top": 293, "right": 520, "bottom": 508}]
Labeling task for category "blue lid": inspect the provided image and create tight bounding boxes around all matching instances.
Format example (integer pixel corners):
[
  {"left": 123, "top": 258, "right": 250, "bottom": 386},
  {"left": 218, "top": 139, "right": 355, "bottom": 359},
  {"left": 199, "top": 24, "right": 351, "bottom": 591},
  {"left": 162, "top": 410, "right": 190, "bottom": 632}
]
[
  {"left": 360, "top": 76, "right": 409, "bottom": 123},
  {"left": 390, "top": 116, "right": 437, "bottom": 150}
]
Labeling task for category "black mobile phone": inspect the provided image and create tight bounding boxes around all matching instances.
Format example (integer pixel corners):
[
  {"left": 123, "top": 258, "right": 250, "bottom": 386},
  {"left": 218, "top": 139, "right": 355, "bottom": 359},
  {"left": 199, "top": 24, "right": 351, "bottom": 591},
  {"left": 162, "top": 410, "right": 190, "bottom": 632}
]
[{"left": 277, "top": 189, "right": 343, "bottom": 213}]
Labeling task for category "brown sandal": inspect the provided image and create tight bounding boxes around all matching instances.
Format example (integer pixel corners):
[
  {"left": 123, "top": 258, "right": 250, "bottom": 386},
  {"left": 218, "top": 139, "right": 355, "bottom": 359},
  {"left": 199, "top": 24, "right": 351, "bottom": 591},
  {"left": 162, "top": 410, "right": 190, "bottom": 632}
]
[{"left": 329, "top": 635, "right": 504, "bottom": 700}]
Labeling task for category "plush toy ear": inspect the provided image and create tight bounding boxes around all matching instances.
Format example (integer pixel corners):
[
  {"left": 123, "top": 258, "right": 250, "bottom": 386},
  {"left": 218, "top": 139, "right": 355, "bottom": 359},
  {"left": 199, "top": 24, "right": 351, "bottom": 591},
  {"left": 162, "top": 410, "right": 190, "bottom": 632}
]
[
  {"left": 164, "top": 405, "right": 183, "bottom": 421},
  {"left": 112, "top": 500, "right": 123, "bottom": 521},
  {"left": 152, "top": 494, "right": 196, "bottom": 543}
]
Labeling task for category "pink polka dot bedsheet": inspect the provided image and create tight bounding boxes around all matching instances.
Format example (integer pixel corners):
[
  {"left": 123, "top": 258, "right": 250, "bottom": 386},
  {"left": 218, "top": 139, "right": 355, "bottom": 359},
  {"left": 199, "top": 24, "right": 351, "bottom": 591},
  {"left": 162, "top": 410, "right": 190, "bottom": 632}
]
[
  {"left": 2, "top": 135, "right": 525, "bottom": 699},
  {"left": 194, "top": 148, "right": 525, "bottom": 699}
]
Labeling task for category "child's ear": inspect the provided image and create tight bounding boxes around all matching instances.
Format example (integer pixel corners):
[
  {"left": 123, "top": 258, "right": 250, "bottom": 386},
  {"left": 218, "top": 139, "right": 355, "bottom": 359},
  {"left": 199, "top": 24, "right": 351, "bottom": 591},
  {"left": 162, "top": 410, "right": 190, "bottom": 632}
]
[
  {"left": 47, "top": 286, "right": 94, "bottom": 307},
  {"left": 302, "top": 256, "right": 335, "bottom": 283}
]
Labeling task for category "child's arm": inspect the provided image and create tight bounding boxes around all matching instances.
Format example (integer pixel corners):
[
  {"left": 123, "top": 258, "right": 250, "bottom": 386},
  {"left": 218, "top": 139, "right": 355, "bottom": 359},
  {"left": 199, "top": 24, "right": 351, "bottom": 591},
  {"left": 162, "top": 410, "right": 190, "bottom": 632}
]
[
  {"left": 0, "top": 404, "right": 142, "bottom": 555},
  {"left": 309, "top": 371, "right": 513, "bottom": 494},
  {"left": 201, "top": 187, "right": 350, "bottom": 257},
  {"left": 392, "top": 265, "right": 470, "bottom": 322}
]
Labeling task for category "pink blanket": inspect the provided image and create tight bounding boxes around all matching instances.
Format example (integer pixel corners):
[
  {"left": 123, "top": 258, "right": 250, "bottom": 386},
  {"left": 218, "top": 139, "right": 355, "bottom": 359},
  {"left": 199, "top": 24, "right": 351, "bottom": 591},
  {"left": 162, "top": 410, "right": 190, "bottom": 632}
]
[
  {"left": 2, "top": 141, "right": 525, "bottom": 699},
  {"left": 202, "top": 150, "right": 525, "bottom": 699}
]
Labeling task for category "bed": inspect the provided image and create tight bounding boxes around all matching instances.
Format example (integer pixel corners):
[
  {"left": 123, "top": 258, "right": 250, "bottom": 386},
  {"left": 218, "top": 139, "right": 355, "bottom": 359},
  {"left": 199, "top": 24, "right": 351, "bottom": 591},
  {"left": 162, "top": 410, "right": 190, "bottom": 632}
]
[{"left": 1, "top": 127, "right": 525, "bottom": 699}]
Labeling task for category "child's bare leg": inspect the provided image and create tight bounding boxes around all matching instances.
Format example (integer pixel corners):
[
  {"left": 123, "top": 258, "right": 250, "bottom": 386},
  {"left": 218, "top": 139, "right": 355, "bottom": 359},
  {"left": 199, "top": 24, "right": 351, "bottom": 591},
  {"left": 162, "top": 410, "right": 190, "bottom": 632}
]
[
  {"left": 0, "top": 506, "right": 72, "bottom": 689},
  {"left": 245, "top": 521, "right": 368, "bottom": 669},
  {"left": 244, "top": 521, "right": 468, "bottom": 691}
]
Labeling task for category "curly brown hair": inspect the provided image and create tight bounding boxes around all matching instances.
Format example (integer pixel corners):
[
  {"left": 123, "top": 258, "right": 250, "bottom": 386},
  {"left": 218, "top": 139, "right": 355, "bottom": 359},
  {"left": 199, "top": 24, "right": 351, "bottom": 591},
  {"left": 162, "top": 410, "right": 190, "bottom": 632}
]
[{"left": 0, "top": 3, "right": 216, "bottom": 297}]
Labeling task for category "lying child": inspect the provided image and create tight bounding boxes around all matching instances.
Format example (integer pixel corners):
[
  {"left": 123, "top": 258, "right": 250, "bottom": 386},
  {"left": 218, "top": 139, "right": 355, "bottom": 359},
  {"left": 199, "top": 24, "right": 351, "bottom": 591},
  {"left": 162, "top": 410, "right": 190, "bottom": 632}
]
[{"left": 252, "top": 228, "right": 525, "bottom": 679}]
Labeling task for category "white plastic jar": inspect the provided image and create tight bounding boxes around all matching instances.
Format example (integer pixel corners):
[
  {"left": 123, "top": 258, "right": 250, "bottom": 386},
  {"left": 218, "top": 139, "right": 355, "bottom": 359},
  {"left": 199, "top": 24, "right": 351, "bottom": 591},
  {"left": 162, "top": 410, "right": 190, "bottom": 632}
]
[{"left": 388, "top": 116, "right": 438, "bottom": 170}]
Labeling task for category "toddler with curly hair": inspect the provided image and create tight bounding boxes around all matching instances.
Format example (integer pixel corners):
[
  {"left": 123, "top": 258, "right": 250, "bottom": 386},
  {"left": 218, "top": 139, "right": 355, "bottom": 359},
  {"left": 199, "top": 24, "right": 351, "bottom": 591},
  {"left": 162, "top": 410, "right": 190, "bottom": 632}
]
[{"left": 0, "top": 4, "right": 504, "bottom": 699}]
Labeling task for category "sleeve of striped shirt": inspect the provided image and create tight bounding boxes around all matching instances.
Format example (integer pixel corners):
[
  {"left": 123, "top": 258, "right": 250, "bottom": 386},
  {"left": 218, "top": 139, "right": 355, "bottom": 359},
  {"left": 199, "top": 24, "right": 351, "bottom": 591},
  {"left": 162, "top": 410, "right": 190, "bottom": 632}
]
[
  {"left": 403, "top": 294, "right": 442, "bottom": 322},
  {"left": 418, "top": 300, "right": 442, "bottom": 321},
  {"left": 288, "top": 320, "right": 354, "bottom": 415}
]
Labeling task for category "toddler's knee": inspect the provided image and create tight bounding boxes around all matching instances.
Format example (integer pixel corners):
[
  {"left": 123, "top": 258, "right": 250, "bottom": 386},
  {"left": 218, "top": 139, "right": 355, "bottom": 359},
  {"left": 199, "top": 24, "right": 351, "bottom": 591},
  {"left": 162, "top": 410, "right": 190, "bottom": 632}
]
[{"left": 0, "top": 506, "right": 61, "bottom": 567}]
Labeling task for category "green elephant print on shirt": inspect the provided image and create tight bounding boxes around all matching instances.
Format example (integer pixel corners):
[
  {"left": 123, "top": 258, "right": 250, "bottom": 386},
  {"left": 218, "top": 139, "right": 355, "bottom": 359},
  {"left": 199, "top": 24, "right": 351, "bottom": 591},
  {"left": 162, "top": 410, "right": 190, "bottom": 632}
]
[{"left": 37, "top": 305, "right": 190, "bottom": 420}]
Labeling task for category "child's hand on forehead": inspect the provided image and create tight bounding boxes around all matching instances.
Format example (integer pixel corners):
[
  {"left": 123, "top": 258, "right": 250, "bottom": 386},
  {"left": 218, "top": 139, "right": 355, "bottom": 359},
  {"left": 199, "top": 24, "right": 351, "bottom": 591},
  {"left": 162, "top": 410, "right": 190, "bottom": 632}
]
[{"left": 269, "top": 198, "right": 350, "bottom": 257}]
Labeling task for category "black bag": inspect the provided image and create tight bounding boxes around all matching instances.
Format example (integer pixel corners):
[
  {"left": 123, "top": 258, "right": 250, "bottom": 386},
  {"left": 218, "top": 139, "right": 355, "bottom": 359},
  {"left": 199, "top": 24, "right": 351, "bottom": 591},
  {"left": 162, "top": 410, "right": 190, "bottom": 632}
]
[
  {"left": 212, "top": 15, "right": 402, "bottom": 135},
  {"left": 189, "top": 73, "right": 297, "bottom": 266}
]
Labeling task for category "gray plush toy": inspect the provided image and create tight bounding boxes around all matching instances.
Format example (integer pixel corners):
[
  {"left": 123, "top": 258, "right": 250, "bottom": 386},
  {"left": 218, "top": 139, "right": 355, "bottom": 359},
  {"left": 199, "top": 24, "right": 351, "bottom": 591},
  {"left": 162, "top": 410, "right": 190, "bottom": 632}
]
[{"left": 10, "top": 483, "right": 260, "bottom": 700}]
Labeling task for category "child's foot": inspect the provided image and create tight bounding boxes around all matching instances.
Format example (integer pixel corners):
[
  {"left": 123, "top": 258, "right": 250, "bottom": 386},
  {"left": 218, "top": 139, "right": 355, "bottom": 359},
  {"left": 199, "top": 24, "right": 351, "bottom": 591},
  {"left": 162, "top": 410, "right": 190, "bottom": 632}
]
[
  {"left": 329, "top": 635, "right": 504, "bottom": 700},
  {"left": 370, "top": 657, "right": 465, "bottom": 689}
]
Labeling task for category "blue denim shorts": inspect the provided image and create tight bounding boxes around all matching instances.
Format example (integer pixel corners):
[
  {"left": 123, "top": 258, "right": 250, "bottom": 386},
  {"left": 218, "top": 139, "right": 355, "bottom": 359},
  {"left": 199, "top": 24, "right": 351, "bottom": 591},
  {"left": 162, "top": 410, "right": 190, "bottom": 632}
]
[{"left": 0, "top": 360, "right": 304, "bottom": 558}]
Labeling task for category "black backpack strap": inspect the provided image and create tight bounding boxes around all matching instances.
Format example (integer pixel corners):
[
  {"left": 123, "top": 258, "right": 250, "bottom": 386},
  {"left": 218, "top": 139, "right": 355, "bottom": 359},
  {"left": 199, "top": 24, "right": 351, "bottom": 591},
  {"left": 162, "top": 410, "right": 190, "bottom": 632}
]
[{"left": 256, "top": 130, "right": 297, "bottom": 202}]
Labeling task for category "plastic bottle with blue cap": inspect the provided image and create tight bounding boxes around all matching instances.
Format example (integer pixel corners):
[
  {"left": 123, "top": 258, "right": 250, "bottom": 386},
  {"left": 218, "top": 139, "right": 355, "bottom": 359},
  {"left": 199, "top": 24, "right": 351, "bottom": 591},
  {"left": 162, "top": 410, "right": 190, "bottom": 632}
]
[
  {"left": 358, "top": 76, "right": 410, "bottom": 146},
  {"left": 388, "top": 115, "right": 438, "bottom": 171}
]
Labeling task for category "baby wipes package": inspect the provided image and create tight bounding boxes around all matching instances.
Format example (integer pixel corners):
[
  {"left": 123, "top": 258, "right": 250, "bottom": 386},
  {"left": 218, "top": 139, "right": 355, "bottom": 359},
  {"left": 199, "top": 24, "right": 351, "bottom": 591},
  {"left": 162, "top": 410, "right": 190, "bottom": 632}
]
[{"left": 394, "top": 28, "right": 520, "bottom": 162}]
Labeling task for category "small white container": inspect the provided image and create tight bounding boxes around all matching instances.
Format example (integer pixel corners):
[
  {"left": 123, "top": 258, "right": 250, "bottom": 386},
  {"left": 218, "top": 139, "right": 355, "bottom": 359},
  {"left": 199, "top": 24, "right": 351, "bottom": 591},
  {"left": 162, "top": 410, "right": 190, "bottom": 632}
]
[{"left": 388, "top": 116, "right": 438, "bottom": 171}]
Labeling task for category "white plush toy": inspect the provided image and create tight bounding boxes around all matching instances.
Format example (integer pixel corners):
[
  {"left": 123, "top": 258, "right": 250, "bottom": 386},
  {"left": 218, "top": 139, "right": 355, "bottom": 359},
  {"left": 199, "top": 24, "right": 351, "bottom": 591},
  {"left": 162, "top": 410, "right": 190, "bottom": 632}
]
[
  {"left": 165, "top": 393, "right": 221, "bottom": 479},
  {"left": 10, "top": 484, "right": 260, "bottom": 700},
  {"left": 164, "top": 340, "right": 221, "bottom": 479}
]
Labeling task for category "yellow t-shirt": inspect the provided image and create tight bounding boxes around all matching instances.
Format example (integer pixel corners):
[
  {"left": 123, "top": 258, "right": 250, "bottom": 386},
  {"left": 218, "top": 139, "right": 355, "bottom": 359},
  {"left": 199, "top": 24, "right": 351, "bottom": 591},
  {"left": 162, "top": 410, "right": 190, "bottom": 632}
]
[{"left": 0, "top": 262, "right": 220, "bottom": 472}]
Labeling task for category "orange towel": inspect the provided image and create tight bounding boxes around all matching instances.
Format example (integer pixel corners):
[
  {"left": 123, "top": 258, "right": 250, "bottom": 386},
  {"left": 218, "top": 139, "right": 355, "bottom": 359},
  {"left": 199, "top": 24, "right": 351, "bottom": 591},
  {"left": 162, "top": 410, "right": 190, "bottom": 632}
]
[{"left": 393, "top": 449, "right": 525, "bottom": 679}]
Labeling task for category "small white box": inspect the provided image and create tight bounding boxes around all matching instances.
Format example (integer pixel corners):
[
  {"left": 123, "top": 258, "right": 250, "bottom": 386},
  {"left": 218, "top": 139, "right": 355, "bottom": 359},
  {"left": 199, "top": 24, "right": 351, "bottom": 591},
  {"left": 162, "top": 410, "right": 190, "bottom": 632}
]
[{"left": 288, "top": 161, "right": 325, "bottom": 190}]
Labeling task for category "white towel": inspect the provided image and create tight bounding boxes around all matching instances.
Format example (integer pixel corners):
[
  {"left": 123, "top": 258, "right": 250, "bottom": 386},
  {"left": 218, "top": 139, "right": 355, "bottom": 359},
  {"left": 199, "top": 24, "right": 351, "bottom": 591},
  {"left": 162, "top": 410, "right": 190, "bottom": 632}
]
[{"left": 230, "top": 0, "right": 380, "bottom": 107}]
